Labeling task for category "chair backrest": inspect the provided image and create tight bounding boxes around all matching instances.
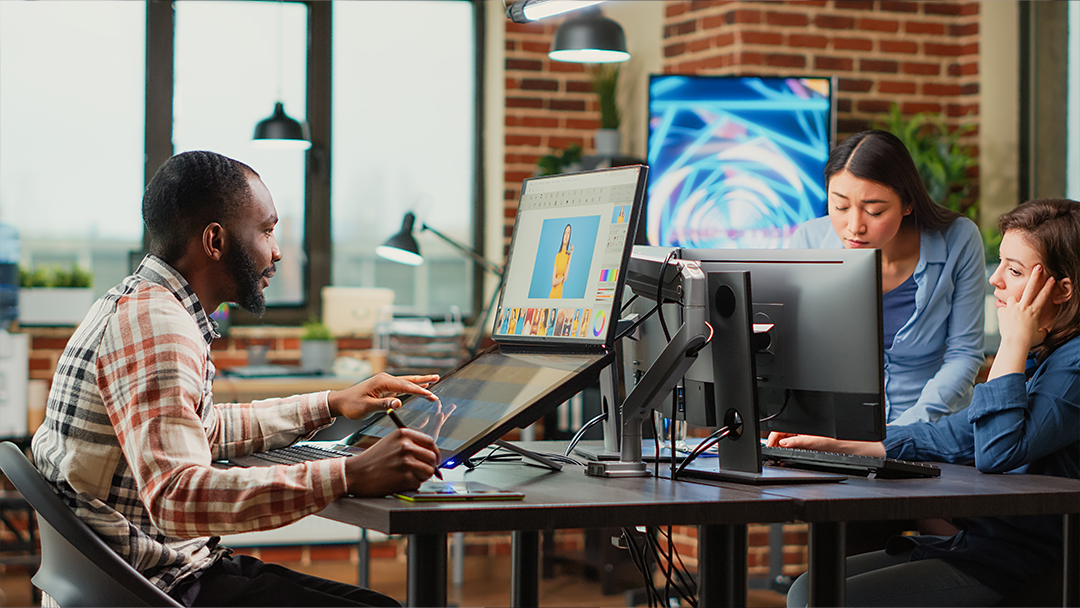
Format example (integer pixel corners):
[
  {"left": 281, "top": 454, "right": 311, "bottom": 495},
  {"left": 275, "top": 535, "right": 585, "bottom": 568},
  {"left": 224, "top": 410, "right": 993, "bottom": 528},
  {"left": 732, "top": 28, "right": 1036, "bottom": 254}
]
[{"left": 0, "top": 442, "right": 182, "bottom": 607}]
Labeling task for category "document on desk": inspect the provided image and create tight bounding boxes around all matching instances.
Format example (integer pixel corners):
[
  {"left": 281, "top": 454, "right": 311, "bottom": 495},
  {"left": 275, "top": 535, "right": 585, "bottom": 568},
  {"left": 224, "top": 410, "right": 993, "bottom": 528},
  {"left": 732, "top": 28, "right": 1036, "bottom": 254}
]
[{"left": 392, "top": 480, "right": 525, "bottom": 502}]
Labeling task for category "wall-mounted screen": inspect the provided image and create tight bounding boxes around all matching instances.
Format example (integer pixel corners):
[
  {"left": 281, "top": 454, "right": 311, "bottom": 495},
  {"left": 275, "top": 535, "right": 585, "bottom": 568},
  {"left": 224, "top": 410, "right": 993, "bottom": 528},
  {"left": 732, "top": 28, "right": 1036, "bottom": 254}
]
[{"left": 647, "top": 75, "right": 835, "bottom": 249}]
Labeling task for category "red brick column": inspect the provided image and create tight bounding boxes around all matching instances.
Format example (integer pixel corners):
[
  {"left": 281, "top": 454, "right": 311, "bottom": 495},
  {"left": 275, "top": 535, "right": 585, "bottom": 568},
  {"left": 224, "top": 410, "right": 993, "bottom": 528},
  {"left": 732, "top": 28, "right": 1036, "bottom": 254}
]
[{"left": 659, "top": 0, "right": 980, "bottom": 143}]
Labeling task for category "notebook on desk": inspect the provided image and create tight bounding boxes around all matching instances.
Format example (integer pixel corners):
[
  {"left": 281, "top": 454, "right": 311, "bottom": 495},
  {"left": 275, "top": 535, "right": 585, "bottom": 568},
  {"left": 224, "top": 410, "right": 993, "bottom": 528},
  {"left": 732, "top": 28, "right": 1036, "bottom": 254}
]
[{"left": 228, "top": 166, "right": 649, "bottom": 471}]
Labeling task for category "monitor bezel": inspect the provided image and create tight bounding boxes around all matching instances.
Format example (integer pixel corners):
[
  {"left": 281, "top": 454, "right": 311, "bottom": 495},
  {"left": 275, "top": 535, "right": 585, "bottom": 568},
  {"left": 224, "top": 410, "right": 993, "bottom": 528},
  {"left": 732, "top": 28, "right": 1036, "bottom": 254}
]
[{"left": 492, "top": 164, "right": 648, "bottom": 348}]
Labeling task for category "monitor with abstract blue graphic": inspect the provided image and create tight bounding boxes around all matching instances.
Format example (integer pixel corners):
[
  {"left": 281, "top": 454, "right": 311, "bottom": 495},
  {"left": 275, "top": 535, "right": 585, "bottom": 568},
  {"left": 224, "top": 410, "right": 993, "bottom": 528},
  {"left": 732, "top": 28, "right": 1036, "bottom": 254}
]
[{"left": 647, "top": 75, "right": 835, "bottom": 248}]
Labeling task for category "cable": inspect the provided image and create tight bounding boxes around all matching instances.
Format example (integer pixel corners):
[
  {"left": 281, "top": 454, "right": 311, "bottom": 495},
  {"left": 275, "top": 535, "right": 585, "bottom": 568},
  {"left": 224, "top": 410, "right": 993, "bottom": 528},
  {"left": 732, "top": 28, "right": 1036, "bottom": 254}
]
[
  {"left": 649, "top": 409, "right": 660, "bottom": 479},
  {"left": 672, "top": 425, "right": 734, "bottom": 479},
  {"left": 652, "top": 526, "right": 698, "bottom": 606},
  {"left": 622, "top": 528, "right": 660, "bottom": 607},
  {"left": 467, "top": 445, "right": 585, "bottom": 468},
  {"left": 646, "top": 527, "right": 696, "bottom": 608},
  {"left": 613, "top": 301, "right": 660, "bottom": 342},
  {"left": 620, "top": 292, "right": 639, "bottom": 313},
  {"left": 563, "top": 412, "right": 607, "bottom": 457},
  {"left": 656, "top": 250, "right": 677, "bottom": 341},
  {"left": 758, "top": 389, "right": 792, "bottom": 423}
]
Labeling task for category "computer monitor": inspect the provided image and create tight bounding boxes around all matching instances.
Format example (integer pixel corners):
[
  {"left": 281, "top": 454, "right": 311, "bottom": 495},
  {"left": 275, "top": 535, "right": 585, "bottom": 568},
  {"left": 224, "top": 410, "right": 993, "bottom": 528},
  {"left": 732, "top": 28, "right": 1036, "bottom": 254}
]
[
  {"left": 346, "top": 166, "right": 649, "bottom": 470},
  {"left": 492, "top": 167, "right": 645, "bottom": 346},
  {"left": 624, "top": 246, "right": 884, "bottom": 482},
  {"left": 647, "top": 75, "right": 836, "bottom": 249},
  {"left": 681, "top": 247, "right": 885, "bottom": 441}
]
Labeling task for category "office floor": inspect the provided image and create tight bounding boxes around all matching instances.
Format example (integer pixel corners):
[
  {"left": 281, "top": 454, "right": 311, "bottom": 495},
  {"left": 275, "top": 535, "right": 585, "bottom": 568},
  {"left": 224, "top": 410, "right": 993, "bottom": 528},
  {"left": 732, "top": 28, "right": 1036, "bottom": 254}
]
[{"left": 0, "top": 556, "right": 788, "bottom": 607}]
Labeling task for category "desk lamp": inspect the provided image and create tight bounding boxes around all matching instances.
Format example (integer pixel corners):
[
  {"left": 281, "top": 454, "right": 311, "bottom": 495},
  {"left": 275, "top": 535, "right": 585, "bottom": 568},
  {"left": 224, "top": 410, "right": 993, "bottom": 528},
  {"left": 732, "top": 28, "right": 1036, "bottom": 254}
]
[{"left": 377, "top": 212, "right": 504, "bottom": 356}]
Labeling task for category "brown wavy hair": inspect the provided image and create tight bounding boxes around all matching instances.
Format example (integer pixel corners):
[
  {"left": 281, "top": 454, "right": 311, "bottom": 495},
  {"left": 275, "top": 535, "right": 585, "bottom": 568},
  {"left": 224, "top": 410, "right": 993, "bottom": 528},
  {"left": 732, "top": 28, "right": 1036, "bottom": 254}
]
[{"left": 998, "top": 198, "right": 1080, "bottom": 363}]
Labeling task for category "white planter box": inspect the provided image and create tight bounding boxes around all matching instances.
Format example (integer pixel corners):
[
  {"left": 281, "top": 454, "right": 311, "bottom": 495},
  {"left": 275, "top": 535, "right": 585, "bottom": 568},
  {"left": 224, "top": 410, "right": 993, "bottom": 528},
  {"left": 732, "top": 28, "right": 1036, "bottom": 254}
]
[{"left": 18, "top": 288, "right": 94, "bottom": 326}]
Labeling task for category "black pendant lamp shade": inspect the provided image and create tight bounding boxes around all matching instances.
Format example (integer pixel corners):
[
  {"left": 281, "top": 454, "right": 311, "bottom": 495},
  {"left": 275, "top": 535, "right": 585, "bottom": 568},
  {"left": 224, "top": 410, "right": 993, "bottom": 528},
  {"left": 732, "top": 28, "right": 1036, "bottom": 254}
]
[
  {"left": 376, "top": 212, "right": 424, "bottom": 266},
  {"left": 253, "top": 102, "right": 312, "bottom": 149},
  {"left": 549, "top": 7, "right": 630, "bottom": 63}
]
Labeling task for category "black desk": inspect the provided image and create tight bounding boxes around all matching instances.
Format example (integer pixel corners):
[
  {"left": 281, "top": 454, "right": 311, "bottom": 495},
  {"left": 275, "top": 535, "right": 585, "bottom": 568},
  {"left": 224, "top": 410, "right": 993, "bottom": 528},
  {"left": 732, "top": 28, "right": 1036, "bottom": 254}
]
[
  {"left": 319, "top": 456, "right": 797, "bottom": 607},
  {"left": 736, "top": 463, "right": 1080, "bottom": 607},
  {"left": 319, "top": 446, "right": 1080, "bottom": 608}
]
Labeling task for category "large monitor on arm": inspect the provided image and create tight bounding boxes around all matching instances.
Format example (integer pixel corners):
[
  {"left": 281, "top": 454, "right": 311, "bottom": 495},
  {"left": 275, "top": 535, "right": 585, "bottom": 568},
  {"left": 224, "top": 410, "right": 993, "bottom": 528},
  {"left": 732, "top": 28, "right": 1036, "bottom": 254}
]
[
  {"left": 680, "top": 247, "right": 886, "bottom": 443},
  {"left": 622, "top": 246, "right": 884, "bottom": 483}
]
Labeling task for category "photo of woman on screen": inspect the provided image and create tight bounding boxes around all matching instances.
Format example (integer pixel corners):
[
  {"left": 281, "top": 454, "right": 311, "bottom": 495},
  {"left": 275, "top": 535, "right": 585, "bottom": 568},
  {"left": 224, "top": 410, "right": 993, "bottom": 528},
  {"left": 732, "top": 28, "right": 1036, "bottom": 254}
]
[{"left": 550, "top": 224, "right": 574, "bottom": 298}]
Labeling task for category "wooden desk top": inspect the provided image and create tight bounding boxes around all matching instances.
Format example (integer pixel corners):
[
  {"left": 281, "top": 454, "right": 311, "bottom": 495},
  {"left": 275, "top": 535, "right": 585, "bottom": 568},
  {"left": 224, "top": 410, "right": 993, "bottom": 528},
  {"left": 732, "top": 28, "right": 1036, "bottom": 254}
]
[
  {"left": 747, "top": 462, "right": 1080, "bottom": 523},
  {"left": 318, "top": 458, "right": 798, "bottom": 535},
  {"left": 318, "top": 441, "right": 1080, "bottom": 535}
]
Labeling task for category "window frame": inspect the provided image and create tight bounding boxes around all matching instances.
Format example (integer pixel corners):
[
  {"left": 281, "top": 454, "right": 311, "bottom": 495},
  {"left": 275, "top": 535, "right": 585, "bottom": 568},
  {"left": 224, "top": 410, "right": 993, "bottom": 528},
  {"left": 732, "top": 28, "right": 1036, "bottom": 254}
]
[{"left": 144, "top": 0, "right": 485, "bottom": 326}]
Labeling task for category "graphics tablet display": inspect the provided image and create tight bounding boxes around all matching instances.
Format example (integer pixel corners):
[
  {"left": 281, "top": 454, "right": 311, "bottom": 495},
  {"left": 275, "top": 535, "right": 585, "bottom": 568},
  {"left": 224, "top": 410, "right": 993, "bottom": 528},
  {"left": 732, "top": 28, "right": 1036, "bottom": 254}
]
[{"left": 340, "top": 349, "right": 611, "bottom": 469}]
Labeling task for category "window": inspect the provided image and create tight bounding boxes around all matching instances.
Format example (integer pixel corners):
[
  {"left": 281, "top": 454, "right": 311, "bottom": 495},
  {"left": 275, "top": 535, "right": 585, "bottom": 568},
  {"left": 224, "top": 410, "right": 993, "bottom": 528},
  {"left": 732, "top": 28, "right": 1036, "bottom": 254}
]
[
  {"left": 3, "top": 1, "right": 482, "bottom": 322},
  {"left": 0, "top": 2, "right": 145, "bottom": 298},
  {"left": 331, "top": 1, "right": 480, "bottom": 317},
  {"left": 174, "top": 1, "right": 309, "bottom": 306}
]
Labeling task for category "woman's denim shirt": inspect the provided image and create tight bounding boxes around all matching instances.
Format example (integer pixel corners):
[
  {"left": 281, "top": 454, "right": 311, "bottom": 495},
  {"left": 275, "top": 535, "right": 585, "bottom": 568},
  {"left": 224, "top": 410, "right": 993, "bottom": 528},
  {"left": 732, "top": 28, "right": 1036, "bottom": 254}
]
[{"left": 790, "top": 215, "right": 986, "bottom": 424}]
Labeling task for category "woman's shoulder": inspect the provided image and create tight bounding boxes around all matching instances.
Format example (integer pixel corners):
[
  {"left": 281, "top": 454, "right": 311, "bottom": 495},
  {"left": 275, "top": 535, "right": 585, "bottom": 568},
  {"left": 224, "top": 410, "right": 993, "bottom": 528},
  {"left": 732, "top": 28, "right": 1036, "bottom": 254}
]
[
  {"left": 789, "top": 216, "right": 837, "bottom": 248},
  {"left": 938, "top": 215, "right": 982, "bottom": 244},
  {"left": 1046, "top": 335, "right": 1080, "bottom": 366}
]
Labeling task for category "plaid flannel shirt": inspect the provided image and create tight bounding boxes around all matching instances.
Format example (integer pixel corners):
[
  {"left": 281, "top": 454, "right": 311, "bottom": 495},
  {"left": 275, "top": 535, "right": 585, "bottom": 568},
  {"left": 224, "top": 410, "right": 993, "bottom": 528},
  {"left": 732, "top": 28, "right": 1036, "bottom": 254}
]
[{"left": 31, "top": 255, "right": 347, "bottom": 593}]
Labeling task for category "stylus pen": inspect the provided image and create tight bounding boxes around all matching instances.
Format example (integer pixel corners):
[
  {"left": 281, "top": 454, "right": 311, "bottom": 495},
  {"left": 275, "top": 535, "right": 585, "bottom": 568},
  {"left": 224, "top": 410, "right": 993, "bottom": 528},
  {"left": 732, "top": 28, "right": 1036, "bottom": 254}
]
[{"left": 386, "top": 408, "right": 444, "bottom": 480}]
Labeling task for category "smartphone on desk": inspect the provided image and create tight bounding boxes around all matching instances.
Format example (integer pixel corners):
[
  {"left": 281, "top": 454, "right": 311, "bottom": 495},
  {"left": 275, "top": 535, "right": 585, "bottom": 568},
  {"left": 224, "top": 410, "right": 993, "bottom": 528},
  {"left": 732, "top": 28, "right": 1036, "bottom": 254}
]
[{"left": 392, "top": 481, "right": 525, "bottom": 502}]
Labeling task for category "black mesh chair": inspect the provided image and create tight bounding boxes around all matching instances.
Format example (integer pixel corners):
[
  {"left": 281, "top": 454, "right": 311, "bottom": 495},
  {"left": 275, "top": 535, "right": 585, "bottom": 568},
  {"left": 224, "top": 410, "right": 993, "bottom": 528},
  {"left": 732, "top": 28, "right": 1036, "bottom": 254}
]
[{"left": 0, "top": 441, "right": 182, "bottom": 607}]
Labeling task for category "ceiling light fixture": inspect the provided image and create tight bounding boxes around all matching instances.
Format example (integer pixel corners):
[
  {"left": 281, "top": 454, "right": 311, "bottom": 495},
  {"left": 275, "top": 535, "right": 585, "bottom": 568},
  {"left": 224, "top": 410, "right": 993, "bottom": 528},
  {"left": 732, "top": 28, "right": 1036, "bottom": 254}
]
[
  {"left": 548, "top": 6, "right": 630, "bottom": 63},
  {"left": 505, "top": 0, "right": 605, "bottom": 24}
]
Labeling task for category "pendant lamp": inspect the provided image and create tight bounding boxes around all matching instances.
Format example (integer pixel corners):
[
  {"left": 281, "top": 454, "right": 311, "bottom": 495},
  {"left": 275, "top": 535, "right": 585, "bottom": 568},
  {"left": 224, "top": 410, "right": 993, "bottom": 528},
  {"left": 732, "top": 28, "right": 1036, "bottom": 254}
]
[
  {"left": 253, "top": 2, "right": 311, "bottom": 149},
  {"left": 549, "top": 6, "right": 630, "bottom": 63}
]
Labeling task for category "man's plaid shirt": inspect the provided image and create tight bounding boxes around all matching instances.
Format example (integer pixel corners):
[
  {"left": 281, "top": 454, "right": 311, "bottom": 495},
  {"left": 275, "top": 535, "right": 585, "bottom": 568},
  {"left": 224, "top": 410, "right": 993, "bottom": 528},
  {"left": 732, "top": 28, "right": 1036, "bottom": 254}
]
[{"left": 31, "top": 255, "right": 348, "bottom": 592}]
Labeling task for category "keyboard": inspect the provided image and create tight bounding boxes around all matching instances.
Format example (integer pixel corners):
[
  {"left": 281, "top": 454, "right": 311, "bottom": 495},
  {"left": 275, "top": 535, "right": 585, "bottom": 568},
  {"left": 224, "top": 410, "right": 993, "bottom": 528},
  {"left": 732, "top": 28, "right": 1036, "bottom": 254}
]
[
  {"left": 223, "top": 365, "right": 324, "bottom": 378},
  {"left": 246, "top": 444, "right": 351, "bottom": 466},
  {"left": 760, "top": 446, "right": 941, "bottom": 479}
]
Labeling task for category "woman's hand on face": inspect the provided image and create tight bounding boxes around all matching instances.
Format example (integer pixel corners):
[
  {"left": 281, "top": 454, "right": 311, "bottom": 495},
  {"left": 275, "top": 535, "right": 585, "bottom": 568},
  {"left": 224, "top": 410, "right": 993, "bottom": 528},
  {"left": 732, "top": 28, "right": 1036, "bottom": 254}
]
[
  {"left": 765, "top": 432, "right": 886, "bottom": 457},
  {"left": 997, "top": 264, "right": 1056, "bottom": 351}
]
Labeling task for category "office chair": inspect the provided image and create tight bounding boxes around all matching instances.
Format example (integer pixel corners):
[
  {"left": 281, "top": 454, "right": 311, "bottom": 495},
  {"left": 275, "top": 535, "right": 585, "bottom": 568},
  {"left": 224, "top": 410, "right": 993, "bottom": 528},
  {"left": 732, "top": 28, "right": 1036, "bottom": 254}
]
[{"left": 0, "top": 442, "right": 182, "bottom": 607}]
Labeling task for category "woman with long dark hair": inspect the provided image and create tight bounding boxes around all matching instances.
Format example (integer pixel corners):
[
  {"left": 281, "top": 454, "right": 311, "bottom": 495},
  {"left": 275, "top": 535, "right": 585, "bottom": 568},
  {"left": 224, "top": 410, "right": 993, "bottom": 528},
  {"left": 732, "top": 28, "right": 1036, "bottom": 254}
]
[
  {"left": 791, "top": 129, "right": 985, "bottom": 424},
  {"left": 775, "top": 198, "right": 1079, "bottom": 606}
]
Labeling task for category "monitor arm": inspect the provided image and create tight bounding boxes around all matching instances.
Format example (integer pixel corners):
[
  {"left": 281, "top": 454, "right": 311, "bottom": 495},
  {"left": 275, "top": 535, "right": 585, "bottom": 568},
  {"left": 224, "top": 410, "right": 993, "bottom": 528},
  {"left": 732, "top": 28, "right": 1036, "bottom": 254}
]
[{"left": 586, "top": 256, "right": 709, "bottom": 478}]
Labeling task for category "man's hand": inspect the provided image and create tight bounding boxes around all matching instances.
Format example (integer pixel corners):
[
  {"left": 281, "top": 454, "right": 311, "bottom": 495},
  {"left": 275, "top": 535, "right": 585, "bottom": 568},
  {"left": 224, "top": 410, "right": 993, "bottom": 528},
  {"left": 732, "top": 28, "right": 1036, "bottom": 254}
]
[
  {"left": 344, "top": 428, "right": 441, "bottom": 496},
  {"left": 766, "top": 432, "right": 886, "bottom": 457},
  {"left": 327, "top": 372, "right": 439, "bottom": 420}
]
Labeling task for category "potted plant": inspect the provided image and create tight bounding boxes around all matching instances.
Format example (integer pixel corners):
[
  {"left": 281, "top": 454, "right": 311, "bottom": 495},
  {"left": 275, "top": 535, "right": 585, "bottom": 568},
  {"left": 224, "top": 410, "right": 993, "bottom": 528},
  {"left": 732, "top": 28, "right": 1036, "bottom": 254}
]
[
  {"left": 875, "top": 104, "right": 978, "bottom": 220},
  {"left": 588, "top": 63, "right": 621, "bottom": 157},
  {"left": 300, "top": 317, "right": 337, "bottom": 374},
  {"left": 18, "top": 264, "right": 94, "bottom": 326},
  {"left": 536, "top": 143, "right": 583, "bottom": 176}
]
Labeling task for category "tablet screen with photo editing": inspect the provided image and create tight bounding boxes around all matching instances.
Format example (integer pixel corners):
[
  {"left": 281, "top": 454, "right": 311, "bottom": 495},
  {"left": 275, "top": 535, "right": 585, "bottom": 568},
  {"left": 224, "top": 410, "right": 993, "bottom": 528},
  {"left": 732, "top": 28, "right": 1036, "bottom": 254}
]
[
  {"left": 341, "top": 349, "right": 612, "bottom": 469},
  {"left": 492, "top": 165, "right": 646, "bottom": 346}
]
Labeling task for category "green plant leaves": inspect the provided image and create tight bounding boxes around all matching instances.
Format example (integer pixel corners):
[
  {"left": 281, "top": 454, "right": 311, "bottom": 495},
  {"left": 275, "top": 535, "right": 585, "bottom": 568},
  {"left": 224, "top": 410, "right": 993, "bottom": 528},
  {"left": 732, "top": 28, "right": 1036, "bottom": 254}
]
[
  {"left": 874, "top": 104, "right": 978, "bottom": 219},
  {"left": 18, "top": 264, "right": 92, "bottom": 288}
]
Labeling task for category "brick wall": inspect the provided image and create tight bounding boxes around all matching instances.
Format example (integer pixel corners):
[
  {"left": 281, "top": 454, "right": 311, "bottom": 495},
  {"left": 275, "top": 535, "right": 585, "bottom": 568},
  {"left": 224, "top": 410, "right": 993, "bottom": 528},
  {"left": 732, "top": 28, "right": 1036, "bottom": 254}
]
[
  {"left": 502, "top": 18, "right": 604, "bottom": 253},
  {"left": 660, "top": 0, "right": 980, "bottom": 140},
  {"left": 501, "top": 0, "right": 982, "bottom": 248}
]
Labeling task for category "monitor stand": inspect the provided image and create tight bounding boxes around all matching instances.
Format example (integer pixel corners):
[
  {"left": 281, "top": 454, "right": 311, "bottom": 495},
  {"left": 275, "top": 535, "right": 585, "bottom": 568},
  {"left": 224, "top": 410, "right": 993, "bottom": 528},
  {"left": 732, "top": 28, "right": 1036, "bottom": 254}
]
[
  {"left": 493, "top": 439, "right": 562, "bottom": 471},
  {"left": 583, "top": 270, "right": 844, "bottom": 484}
]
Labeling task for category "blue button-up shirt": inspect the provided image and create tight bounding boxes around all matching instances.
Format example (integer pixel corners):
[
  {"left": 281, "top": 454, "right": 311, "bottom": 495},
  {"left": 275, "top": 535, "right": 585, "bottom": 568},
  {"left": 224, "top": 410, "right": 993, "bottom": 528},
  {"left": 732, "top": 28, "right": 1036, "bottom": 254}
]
[
  {"left": 790, "top": 216, "right": 986, "bottom": 424},
  {"left": 881, "top": 335, "right": 1080, "bottom": 593}
]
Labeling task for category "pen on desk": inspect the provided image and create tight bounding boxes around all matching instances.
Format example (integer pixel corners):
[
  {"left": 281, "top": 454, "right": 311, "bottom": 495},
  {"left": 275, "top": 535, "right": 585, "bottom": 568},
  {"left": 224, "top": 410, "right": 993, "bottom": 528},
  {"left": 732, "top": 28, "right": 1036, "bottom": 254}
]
[{"left": 386, "top": 408, "right": 444, "bottom": 480}]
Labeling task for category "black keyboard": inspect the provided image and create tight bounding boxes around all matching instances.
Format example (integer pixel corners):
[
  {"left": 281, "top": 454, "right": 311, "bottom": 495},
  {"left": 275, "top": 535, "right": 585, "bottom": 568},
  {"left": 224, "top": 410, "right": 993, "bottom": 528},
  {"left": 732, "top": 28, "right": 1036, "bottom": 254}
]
[
  {"left": 761, "top": 446, "right": 941, "bottom": 479},
  {"left": 248, "top": 444, "right": 351, "bottom": 465}
]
